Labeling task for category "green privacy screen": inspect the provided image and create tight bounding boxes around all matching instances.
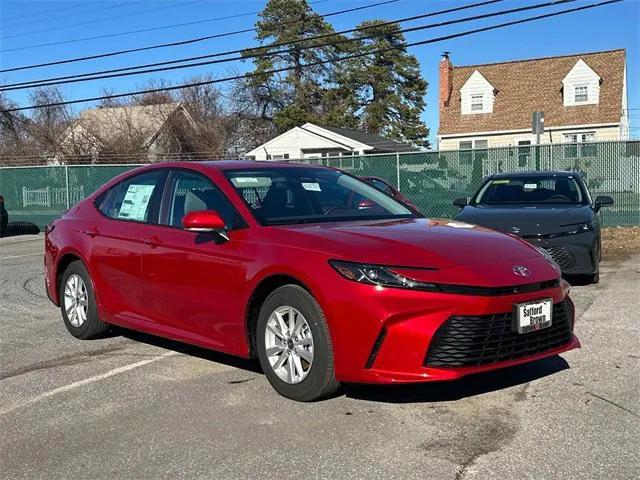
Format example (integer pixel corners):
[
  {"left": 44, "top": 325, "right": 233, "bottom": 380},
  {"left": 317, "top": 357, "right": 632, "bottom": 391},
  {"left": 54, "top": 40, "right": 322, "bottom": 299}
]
[{"left": 1, "top": 140, "right": 639, "bottom": 228}]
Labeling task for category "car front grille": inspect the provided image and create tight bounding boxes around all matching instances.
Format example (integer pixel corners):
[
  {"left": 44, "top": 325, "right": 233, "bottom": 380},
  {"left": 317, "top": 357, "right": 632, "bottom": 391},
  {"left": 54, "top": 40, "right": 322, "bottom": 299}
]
[
  {"left": 424, "top": 301, "right": 573, "bottom": 367},
  {"left": 543, "top": 246, "right": 576, "bottom": 270}
]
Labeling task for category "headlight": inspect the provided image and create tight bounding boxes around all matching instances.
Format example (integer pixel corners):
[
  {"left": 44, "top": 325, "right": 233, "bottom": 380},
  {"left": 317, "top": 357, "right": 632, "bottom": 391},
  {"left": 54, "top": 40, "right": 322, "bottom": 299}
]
[
  {"left": 564, "top": 222, "right": 593, "bottom": 235},
  {"left": 329, "top": 260, "right": 439, "bottom": 291}
]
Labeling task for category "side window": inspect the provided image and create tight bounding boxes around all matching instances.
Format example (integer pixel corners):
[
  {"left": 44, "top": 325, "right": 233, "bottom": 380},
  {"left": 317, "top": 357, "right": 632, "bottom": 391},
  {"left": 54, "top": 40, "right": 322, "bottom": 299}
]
[
  {"left": 162, "top": 170, "right": 243, "bottom": 229},
  {"left": 371, "top": 179, "right": 393, "bottom": 196},
  {"left": 97, "top": 170, "right": 164, "bottom": 223}
]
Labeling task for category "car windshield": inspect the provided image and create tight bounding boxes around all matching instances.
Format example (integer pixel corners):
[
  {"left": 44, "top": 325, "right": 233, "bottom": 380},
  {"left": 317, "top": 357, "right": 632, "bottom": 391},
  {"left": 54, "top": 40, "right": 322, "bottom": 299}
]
[
  {"left": 475, "top": 175, "right": 587, "bottom": 205},
  {"left": 226, "top": 167, "right": 415, "bottom": 225}
]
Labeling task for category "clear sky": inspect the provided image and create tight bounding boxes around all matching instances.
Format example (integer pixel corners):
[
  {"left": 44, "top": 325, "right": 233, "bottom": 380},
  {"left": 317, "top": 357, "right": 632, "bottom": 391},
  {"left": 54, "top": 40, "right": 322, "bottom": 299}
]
[{"left": 1, "top": 0, "right": 639, "bottom": 145}]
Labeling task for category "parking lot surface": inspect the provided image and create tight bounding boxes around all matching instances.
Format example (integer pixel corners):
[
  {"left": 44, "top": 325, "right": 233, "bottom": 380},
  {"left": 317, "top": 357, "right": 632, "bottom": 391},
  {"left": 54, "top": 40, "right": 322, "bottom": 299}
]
[{"left": 1, "top": 234, "right": 639, "bottom": 480}]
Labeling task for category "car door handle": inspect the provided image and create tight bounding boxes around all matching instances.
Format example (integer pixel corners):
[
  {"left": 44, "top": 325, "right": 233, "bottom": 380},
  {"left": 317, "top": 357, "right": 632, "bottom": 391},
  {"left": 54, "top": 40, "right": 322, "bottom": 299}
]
[
  {"left": 142, "top": 236, "right": 162, "bottom": 247},
  {"left": 83, "top": 227, "right": 100, "bottom": 237}
]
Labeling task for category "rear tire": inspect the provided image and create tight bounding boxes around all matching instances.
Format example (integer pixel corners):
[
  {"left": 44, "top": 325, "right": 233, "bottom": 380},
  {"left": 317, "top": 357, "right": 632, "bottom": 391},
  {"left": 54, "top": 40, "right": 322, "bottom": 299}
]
[
  {"left": 256, "top": 285, "right": 340, "bottom": 401},
  {"left": 59, "top": 260, "right": 109, "bottom": 339},
  {"left": 5, "top": 221, "right": 40, "bottom": 236}
]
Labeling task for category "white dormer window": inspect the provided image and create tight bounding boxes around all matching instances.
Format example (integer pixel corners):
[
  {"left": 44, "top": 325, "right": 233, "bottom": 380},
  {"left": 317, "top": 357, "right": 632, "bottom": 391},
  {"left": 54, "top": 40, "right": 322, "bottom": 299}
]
[
  {"left": 460, "top": 70, "right": 495, "bottom": 115},
  {"left": 574, "top": 85, "right": 588, "bottom": 103},
  {"left": 563, "top": 59, "right": 600, "bottom": 106},
  {"left": 470, "top": 95, "right": 484, "bottom": 111}
]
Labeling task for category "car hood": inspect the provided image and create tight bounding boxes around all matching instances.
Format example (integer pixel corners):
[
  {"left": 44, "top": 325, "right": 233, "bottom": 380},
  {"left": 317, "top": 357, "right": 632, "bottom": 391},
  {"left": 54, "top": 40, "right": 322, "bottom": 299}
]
[
  {"left": 268, "top": 218, "right": 557, "bottom": 284},
  {"left": 454, "top": 204, "right": 594, "bottom": 236}
]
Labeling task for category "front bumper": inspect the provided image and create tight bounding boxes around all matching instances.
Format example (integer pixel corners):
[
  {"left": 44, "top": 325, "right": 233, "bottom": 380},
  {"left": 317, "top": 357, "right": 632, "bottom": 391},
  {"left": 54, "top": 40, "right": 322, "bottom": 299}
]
[
  {"left": 522, "top": 231, "right": 598, "bottom": 275},
  {"left": 319, "top": 266, "right": 578, "bottom": 384}
]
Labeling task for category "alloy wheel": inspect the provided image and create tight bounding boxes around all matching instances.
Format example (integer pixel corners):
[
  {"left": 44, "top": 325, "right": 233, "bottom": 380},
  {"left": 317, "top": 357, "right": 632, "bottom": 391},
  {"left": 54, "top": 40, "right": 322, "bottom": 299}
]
[
  {"left": 264, "top": 305, "right": 314, "bottom": 384},
  {"left": 63, "top": 274, "right": 89, "bottom": 328}
]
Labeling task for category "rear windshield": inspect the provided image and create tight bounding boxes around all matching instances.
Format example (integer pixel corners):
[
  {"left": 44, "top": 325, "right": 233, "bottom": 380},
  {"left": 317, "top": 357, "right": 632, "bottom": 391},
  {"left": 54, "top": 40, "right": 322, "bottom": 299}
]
[
  {"left": 225, "top": 167, "right": 414, "bottom": 225},
  {"left": 475, "top": 176, "right": 587, "bottom": 205}
]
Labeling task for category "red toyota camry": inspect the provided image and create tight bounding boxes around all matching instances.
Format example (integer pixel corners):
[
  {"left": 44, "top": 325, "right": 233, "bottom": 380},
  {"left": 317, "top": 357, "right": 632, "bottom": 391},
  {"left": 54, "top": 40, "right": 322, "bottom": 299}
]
[{"left": 45, "top": 161, "right": 579, "bottom": 401}]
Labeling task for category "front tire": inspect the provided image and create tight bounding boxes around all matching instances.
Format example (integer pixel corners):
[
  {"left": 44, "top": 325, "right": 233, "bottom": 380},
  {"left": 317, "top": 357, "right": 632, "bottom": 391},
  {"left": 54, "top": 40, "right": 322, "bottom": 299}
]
[
  {"left": 59, "top": 260, "right": 108, "bottom": 339},
  {"left": 256, "top": 285, "right": 340, "bottom": 401}
]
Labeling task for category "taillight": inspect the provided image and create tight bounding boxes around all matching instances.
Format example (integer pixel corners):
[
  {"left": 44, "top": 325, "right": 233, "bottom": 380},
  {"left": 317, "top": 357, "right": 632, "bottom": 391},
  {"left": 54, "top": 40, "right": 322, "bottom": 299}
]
[{"left": 45, "top": 223, "right": 55, "bottom": 235}]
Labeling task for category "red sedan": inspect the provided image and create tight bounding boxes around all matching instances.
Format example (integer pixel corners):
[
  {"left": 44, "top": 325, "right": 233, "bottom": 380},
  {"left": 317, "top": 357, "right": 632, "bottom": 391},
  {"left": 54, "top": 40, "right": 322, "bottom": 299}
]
[{"left": 45, "top": 161, "right": 579, "bottom": 401}]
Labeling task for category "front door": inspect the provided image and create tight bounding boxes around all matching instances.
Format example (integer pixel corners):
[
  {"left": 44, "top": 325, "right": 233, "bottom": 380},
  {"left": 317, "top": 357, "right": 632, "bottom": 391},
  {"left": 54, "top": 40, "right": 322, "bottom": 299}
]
[{"left": 140, "top": 168, "right": 251, "bottom": 355}]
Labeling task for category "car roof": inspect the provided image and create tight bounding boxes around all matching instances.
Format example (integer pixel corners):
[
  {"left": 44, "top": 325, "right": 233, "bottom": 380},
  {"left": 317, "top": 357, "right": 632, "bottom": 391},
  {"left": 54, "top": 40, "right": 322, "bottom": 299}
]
[
  {"left": 169, "top": 160, "right": 333, "bottom": 171},
  {"left": 490, "top": 170, "right": 583, "bottom": 179}
]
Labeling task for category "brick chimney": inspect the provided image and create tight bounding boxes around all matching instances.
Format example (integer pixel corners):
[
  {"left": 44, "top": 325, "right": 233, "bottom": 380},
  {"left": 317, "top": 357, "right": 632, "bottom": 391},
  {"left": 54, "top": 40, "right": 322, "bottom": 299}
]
[{"left": 439, "top": 52, "right": 453, "bottom": 113}]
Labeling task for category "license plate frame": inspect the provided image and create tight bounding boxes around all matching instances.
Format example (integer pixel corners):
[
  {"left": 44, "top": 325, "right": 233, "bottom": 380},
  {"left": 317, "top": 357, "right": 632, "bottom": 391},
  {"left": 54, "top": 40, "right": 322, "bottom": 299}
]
[{"left": 513, "top": 298, "right": 553, "bottom": 334}]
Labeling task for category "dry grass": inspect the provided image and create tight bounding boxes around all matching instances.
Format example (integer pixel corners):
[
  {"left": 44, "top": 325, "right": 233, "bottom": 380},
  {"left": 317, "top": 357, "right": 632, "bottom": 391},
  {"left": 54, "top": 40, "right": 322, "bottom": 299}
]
[{"left": 602, "top": 227, "right": 640, "bottom": 260}]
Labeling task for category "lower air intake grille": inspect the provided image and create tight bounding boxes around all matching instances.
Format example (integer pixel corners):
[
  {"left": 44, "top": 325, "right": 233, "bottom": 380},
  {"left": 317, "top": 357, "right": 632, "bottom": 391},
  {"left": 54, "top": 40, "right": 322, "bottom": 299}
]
[
  {"left": 543, "top": 246, "right": 576, "bottom": 270},
  {"left": 424, "top": 301, "right": 573, "bottom": 367}
]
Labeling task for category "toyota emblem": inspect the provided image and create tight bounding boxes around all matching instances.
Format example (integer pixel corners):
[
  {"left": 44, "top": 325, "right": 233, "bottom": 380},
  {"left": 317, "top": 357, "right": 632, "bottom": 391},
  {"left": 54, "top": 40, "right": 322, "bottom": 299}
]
[{"left": 512, "top": 266, "right": 531, "bottom": 277}]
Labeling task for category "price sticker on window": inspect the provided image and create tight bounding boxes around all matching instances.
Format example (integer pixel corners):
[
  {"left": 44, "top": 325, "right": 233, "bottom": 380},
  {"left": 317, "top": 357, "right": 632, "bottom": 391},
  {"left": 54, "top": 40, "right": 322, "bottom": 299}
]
[{"left": 302, "top": 182, "right": 321, "bottom": 192}]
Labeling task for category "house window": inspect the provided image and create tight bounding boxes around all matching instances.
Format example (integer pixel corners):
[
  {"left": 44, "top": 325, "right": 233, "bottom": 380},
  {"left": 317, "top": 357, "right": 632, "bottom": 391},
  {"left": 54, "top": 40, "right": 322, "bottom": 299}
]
[
  {"left": 574, "top": 85, "right": 588, "bottom": 103},
  {"left": 270, "top": 154, "right": 289, "bottom": 160},
  {"left": 470, "top": 95, "right": 484, "bottom": 112},
  {"left": 563, "top": 132, "right": 596, "bottom": 158},
  {"left": 458, "top": 140, "right": 487, "bottom": 165},
  {"left": 459, "top": 141, "right": 473, "bottom": 165},
  {"left": 517, "top": 141, "right": 531, "bottom": 167}
]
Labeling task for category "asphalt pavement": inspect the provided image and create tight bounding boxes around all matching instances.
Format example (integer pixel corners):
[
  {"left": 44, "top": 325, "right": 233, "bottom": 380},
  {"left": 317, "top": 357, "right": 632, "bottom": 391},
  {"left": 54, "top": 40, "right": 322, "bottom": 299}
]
[{"left": 1, "top": 234, "right": 638, "bottom": 480}]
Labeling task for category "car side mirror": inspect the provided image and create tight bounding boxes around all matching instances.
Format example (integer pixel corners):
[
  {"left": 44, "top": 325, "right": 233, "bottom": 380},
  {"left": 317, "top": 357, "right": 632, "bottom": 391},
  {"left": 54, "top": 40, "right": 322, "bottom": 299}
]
[
  {"left": 182, "top": 210, "right": 229, "bottom": 240},
  {"left": 453, "top": 197, "right": 468, "bottom": 208},
  {"left": 594, "top": 195, "right": 614, "bottom": 212}
]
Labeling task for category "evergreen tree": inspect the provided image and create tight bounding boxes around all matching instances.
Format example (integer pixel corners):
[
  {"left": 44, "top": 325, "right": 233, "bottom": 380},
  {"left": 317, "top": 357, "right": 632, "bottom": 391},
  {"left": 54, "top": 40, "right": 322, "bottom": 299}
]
[
  {"left": 239, "top": 0, "right": 341, "bottom": 132},
  {"left": 327, "top": 21, "right": 429, "bottom": 146}
]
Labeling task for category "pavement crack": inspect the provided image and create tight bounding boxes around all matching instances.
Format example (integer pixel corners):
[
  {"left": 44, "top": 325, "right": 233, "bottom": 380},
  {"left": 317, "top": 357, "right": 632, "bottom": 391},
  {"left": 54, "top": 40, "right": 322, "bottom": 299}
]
[
  {"left": 586, "top": 391, "right": 640, "bottom": 419},
  {"left": 228, "top": 378, "right": 254, "bottom": 384},
  {"left": 0, "top": 342, "right": 135, "bottom": 381},
  {"left": 21, "top": 274, "right": 48, "bottom": 300}
]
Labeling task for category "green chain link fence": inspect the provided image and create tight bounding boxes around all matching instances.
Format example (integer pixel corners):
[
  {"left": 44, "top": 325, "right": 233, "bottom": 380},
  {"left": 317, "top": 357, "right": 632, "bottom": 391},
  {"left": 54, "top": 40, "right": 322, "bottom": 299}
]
[{"left": 1, "top": 140, "right": 639, "bottom": 229}]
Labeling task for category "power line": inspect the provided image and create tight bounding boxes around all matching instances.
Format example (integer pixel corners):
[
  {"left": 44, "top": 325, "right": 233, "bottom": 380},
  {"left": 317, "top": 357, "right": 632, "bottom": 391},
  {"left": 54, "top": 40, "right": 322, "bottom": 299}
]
[
  {"left": 0, "top": 0, "right": 329, "bottom": 54},
  {"left": 3, "top": 1, "right": 141, "bottom": 30},
  {"left": 1, "top": 0, "right": 622, "bottom": 113},
  {"left": 2, "top": 0, "right": 565, "bottom": 92},
  {"left": 0, "top": 0, "right": 404, "bottom": 73},
  {"left": 1, "top": 0, "right": 205, "bottom": 41}
]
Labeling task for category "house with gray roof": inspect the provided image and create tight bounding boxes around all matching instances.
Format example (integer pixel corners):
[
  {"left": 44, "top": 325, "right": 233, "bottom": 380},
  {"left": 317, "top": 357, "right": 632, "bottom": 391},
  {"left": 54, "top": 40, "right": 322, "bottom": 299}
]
[{"left": 244, "top": 122, "right": 418, "bottom": 161}]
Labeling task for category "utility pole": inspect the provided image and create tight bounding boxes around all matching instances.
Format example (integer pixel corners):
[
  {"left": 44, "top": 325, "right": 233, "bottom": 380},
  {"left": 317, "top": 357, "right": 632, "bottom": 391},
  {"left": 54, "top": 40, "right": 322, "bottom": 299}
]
[{"left": 532, "top": 111, "right": 544, "bottom": 170}]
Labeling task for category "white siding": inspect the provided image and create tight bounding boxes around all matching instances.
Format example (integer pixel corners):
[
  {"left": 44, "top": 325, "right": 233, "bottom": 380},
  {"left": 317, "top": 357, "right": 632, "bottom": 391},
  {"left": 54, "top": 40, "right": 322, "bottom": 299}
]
[
  {"left": 438, "top": 126, "right": 621, "bottom": 150},
  {"left": 460, "top": 70, "right": 495, "bottom": 115},
  {"left": 562, "top": 59, "right": 601, "bottom": 107},
  {"left": 621, "top": 64, "right": 630, "bottom": 139},
  {"left": 245, "top": 123, "right": 372, "bottom": 160}
]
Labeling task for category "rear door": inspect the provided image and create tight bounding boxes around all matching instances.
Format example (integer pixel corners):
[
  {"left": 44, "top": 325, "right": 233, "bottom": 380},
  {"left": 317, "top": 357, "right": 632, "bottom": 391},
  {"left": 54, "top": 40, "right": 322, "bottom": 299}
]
[
  {"left": 90, "top": 169, "right": 166, "bottom": 323},
  {"left": 139, "top": 168, "right": 251, "bottom": 354}
]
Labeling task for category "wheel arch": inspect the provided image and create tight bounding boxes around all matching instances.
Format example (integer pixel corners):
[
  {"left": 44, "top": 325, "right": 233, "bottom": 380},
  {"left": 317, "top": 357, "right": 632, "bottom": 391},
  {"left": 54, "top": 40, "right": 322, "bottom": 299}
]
[
  {"left": 54, "top": 249, "right": 92, "bottom": 305},
  {"left": 244, "top": 273, "right": 313, "bottom": 359}
]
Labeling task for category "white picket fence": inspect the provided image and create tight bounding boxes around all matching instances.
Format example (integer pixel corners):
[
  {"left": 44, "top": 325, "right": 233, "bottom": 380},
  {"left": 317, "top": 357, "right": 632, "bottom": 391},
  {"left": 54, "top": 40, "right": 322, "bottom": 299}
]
[{"left": 22, "top": 186, "right": 85, "bottom": 208}]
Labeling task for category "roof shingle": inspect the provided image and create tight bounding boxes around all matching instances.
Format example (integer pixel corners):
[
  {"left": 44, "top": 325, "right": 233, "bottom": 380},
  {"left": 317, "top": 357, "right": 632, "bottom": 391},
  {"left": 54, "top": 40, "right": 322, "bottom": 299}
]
[{"left": 439, "top": 49, "right": 625, "bottom": 135}]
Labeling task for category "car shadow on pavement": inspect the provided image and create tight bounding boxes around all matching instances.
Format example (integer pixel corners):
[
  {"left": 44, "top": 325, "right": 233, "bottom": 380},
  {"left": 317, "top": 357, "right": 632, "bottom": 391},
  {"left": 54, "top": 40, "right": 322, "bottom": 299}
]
[
  {"left": 342, "top": 355, "right": 570, "bottom": 403},
  {"left": 114, "top": 327, "right": 569, "bottom": 402},
  {"left": 119, "top": 328, "right": 262, "bottom": 374}
]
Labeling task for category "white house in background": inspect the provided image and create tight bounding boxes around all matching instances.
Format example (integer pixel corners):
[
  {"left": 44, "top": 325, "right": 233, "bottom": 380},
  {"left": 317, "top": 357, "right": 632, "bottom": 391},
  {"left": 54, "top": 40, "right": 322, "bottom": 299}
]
[
  {"left": 437, "top": 49, "right": 629, "bottom": 150},
  {"left": 245, "top": 122, "right": 418, "bottom": 161}
]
